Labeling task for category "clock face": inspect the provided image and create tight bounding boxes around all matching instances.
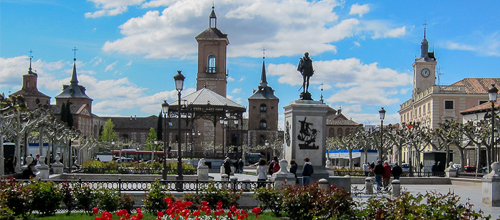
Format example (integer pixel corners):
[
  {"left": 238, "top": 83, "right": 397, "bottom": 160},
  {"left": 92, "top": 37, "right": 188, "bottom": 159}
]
[{"left": 421, "top": 68, "right": 431, "bottom": 78}]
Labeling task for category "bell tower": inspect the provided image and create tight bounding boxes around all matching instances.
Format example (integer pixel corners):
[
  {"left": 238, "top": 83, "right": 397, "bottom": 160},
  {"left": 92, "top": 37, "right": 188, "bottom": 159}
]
[
  {"left": 413, "top": 24, "right": 437, "bottom": 95},
  {"left": 195, "top": 6, "right": 229, "bottom": 97}
]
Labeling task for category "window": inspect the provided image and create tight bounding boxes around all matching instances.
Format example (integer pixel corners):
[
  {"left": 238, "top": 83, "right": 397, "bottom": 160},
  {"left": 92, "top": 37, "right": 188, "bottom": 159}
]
[
  {"left": 260, "top": 120, "right": 267, "bottom": 129},
  {"left": 346, "top": 128, "right": 350, "bottom": 135},
  {"left": 479, "top": 100, "right": 488, "bottom": 105},
  {"left": 260, "top": 104, "right": 267, "bottom": 112},
  {"left": 207, "top": 55, "right": 216, "bottom": 73},
  {"left": 444, "top": 100, "right": 454, "bottom": 109},
  {"left": 329, "top": 128, "right": 334, "bottom": 137},
  {"left": 26, "top": 80, "right": 30, "bottom": 89},
  {"left": 337, "top": 128, "right": 343, "bottom": 137}
]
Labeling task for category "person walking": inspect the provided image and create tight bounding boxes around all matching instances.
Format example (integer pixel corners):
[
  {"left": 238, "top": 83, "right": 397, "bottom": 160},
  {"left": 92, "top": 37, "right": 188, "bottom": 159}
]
[
  {"left": 369, "top": 161, "right": 375, "bottom": 176},
  {"left": 373, "top": 160, "right": 384, "bottom": 190},
  {"left": 237, "top": 158, "right": 244, "bottom": 174},
  {"left": 382, "top": 161, "right": 392, "bottom": 189},
  {"left": 302, "top": 157, "right": 314, "bottom": 186},
  {"left": 289, "top": 159, "right": 298, "bottom": 184},
  {"left": 223, "top": 157, "right": 232, "bottom": 176},
  {"left": 362, "top": 162, "right": 369, "bottom": 176},
  {"left": 392, "top": 162, "right": 403, "bottom": 180},
  {"left": 271, "top": 156, "right": 280, "bottom": 174},
  {"left": 256, "top": 159, "right": 267, "bottom": 187}
]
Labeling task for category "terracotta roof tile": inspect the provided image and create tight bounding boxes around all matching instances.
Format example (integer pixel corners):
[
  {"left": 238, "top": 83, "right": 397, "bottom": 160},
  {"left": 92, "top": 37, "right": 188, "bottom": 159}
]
[{"left": 450, "top": 78, "right": 500, "bottom": 94}]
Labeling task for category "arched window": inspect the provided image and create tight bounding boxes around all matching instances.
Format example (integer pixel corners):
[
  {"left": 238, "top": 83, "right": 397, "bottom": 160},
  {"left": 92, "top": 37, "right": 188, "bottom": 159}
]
[
  {"left": 345, "top": 128, "right": 350, "bottom": 135},
  {"left": 337, "top": 128, "right": 343, "bottom": 137},
  {"left": 260, "top": 104, "right": 267, "bottom": 112},
  {"left": 329, "top": 128, "right": 334, "bottom": 137},
  {"left": 207, "top": 55, "right": 216, "bottom": 73},
  {"left": 260, "top": 120, "right": 267, "bottom": 129}
]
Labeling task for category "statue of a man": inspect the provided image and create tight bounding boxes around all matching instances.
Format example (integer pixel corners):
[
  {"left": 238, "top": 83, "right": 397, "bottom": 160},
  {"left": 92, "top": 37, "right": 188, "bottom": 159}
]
[{"left": 297, "top": 52, "right": 314, "bottom": 94}]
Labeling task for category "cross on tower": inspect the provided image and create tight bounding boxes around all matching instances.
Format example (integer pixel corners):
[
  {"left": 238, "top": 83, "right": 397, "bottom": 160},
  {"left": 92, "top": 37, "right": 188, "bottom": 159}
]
[
  {"left": 72, "top": 47, "right": 78, "bottom": 61},
  {"left": 262, "top": 47, "right": 266, "bottom": 59}
]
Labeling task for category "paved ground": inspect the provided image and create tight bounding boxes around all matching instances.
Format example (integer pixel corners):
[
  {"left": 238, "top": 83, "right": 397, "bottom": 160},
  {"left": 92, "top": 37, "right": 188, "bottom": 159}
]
[{"left": 212, "top": 170, "right": 500, "bottom": 218}]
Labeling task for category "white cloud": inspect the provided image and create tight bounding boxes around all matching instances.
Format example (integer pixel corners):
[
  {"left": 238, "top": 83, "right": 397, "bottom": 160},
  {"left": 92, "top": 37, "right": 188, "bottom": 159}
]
[
  {"left": 85, "top": 0, "right": 146, "bottom": 18},
  {"left": 101, "top": 0, "right": 404, "bottom": 59},
  {"left": 227, "top": 76, "right": 235, "bottom": 82},
  {"left": 349, "top": 3, "right": 370, "bottom": 17},
  {"left": 90, "top": 56, "right": 103, "bottom": 66},
  {"left": 239, "top": 76, "right": 245, "bottom": 82},
  {"left": 0, "top": 56, "right": 65, "bottom": 90},
  {"left": 126, "top": 61, "right": 133, "bottom": 66},
  {"left": 441, "top": 32, "right": 500, "bottom": 56},
  {"left": 270, "top": 58, "right": 412, "bottom": 106},
  {"left": 105, "top": 61, "right": 118, "bottom": 72},
  {"left": 232, "top": 88, "right": 241, "bottom": 94}
]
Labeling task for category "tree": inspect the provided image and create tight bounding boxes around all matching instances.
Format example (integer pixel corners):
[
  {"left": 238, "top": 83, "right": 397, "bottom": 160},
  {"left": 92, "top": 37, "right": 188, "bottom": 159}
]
[
  {"left": 66, "top": 100, "right": 73, "bottom": 128},
  {"left": 99, "top": 119, "right": 116, "bottom": 143},
  {"left": 145, "top": 127, "right": 160, "bottom": 151},
  {"left": 60, "top": 102, "right": 67, "bottom": 123}
]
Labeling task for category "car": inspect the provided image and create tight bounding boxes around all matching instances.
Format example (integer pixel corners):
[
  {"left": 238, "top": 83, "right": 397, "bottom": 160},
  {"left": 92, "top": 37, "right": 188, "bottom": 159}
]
[
  {"left": 463, "top": 166, "right": 476, "bottom": 173},
  {"left": 401, "top": 163, "right": 410, "bottom": 172}
]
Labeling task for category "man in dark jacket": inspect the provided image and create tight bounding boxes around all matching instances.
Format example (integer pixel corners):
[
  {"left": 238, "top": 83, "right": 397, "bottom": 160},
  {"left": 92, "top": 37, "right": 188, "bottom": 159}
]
[
  {"left": 392, "top": 163, "right": 403, "bottom": 180},
  {"left": 302, "top": 157, "right": 314, "bottom": 186},
  {"left": 373, "top": 160, "right": 384, "bottom": 190},
  {"left": 223, "top": 157, "right": 231, "bottom": 176}
]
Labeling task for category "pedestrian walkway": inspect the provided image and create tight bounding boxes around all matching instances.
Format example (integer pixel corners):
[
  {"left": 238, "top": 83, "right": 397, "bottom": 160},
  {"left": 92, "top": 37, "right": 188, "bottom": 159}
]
[{"left": 209, "top": 171, "right": 500, "bottom": 218}]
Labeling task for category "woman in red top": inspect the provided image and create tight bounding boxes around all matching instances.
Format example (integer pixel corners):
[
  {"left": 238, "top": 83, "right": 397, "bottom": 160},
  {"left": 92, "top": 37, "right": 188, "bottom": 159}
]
[{"left": 382, "top": 161, "right": 392, "bottom": 188}]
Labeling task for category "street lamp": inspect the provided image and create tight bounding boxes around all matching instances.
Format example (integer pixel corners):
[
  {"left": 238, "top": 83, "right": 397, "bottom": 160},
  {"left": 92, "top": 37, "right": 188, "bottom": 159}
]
[
  {"left": 161, "top": 100, "right": 169, "bottom": 180},
  {"left": 220, "top": 117, "right": 229, "bottom": 156},
  {"left": 378, "top": 107, "right": 386, "bottom": 161},
  {"left": 489, "top": 84, "right": 498, "bottom": 162},
  {"left": 174, "top": 70, "right": 185, "bottom": 184}
]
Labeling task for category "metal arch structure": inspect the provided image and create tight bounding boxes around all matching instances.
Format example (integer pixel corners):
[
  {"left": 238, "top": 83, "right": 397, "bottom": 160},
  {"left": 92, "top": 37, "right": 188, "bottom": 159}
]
[{"left": 166, "top": 88, "right": 246, "bottom": 159}]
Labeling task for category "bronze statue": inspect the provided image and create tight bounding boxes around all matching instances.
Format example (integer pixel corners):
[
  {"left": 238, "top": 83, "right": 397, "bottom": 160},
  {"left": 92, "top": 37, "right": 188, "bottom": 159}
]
[{"left": 297, "top": 52, "right": 314, "bottom": 100}]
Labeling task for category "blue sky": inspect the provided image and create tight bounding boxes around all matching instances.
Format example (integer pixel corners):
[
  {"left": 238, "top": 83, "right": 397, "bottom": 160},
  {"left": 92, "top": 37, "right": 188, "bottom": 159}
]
[{"left": 1, "top": 0, "right": 500, "bottom": 129}]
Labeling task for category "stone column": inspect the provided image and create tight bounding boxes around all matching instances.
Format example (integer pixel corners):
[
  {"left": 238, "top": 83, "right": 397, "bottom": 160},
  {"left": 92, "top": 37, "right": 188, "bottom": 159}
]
[
  {"left": 197, "top": 159, "right": 209, "bottom": 181},
  {"left": 51, "top": 156, "right": 64, "bottom": 174},
  {"left": 392, "top": 179, "right": 401, "bottom": 197},
  {"left": 365, "top": 177, "right": 373, "bottom": 194},
  {"left": 482, "top": 162, "right": 500, "bottom": 207},
  {"left": 22, "top": 156, "right": 34, "bottom": 171},
  {"left": 445, "top": 162, "right": 457, "bottom": 178},
  {"left": 272, "top": 159, "right": 296, "bottom": 188},
  {"left": 318, "top": 178, "right": 329, "bottom": 191},
  {"left": 36, "top": 156, "right": 50, "bottom": 179}
]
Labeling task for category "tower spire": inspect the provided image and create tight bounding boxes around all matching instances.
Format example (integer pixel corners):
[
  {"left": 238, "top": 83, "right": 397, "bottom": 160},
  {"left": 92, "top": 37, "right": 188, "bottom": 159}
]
[
  {"left": 28, "top": 49, "right": 33, "bottom": 74},
  {"left": 209, "top": 5, "right": 217, "bottom": 28},
  {"left": 420, "top": 22, "right": 429, "bottom": 59},
  {"left": 70, "top": 47, "right": 79, "bottom": 86},
  {"left": 259, "top": 47, "right": 268, "bottom": 87}
]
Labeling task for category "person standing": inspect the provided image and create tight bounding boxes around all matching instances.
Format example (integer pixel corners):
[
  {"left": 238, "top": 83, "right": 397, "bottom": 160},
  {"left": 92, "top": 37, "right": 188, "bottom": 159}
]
[
  {"left": 382, "top": 161, "right": 392, "bottom": 189},
  {"left": 369, "top": 161, "right": 375, "bottom": 176},
  {"left": 223, "top": 157, "right": 232, "bottom": 176},
  {"left": 362, "top": 162, "right": 369, "bottom": 176},
  {"left": 373, "top": 161, "right": 384, "bottom": 190},
  {"left": 256, "top": 159, "right": 267, "bottom": 187},
  {"left": 392, "top": 163, "right": 403, "bottom": 180},
  {"left": 271, "top": 156, "right": 280, "bottom": 174},
  {"left": 237, "top": 158, "right": 244, "bottom": 174},
  {"left": 302, "top": 157, "right": 314, "bottom": 186},
  {"left": 289, "top": 159, "right": 298, "bottom": 184},
  {"left": 22, "top": 164, "right": 36, "bottom": 179}
]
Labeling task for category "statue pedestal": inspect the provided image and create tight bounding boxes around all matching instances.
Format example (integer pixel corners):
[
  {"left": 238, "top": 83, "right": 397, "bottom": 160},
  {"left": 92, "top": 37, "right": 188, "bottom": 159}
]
[
  {"left": 272, "top": 159, "right": 297, "bottom": 187},
  {"left": 197, "top": 166, "right": 209, "bottom": 181},
  {"left": 283, "top": 100, "right": 335, "bottom": 183},
  {"left": 36, "top": 156, "right": 49, "bottom": 180},
  {"left": 483, "top": 162, "right": 500, "bottom": 207}
]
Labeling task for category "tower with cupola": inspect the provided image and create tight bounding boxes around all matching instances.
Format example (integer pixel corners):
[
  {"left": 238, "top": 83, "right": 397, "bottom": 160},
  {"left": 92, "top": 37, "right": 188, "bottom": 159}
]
[
  {"left": 195, "top": 6, "right": 229, "bottom": 97},
  {"left": 412, "top": 25, "right": 437, "bottom": 95}
]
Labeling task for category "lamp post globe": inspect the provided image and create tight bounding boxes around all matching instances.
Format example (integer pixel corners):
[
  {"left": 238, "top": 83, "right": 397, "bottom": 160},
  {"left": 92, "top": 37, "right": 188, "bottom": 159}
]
[
  {"left": 173, "top": 70, "right": 185, "bottom": 186},
  {"left": 378, "top": 107, "right": 386, "bottom": 161}
]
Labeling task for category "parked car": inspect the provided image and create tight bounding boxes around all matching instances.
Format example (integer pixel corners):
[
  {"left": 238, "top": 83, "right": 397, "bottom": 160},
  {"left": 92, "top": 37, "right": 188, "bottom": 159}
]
[
  {"left": 463, "top": 166, "right": 476, "bottom": 173},
  {"left": 401, "top": 163, "right": 410, "bottom": 172}
]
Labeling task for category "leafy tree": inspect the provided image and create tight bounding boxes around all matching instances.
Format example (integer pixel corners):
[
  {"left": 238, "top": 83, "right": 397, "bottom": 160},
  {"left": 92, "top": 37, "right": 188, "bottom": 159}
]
[
  {"left": 145, "top": 127, "right": 160, "bottom": 151},
  {"left": 100, "top": 119, "right": 116, "bottom": 143}
]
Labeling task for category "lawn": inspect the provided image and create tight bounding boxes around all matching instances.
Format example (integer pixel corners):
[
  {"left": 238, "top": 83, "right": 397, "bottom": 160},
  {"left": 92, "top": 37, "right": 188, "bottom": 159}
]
[{"left": 34, "top": 212, "right": 280, "bottom": 220}]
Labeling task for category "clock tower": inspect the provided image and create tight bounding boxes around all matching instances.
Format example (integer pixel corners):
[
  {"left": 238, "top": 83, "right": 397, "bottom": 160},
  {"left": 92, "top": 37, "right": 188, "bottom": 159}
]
[
  {"left": 195, "top": 6, "right": 229, "bottom": 97},
  {"left": 412, "top": 26, "right": 437, "bottom": 95}
]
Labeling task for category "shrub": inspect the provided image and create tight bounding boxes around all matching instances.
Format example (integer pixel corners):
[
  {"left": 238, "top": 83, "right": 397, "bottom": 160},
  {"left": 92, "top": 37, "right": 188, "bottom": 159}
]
[
  {"left": 74, "top": 182, "right": 99, "bottom": 215},
  {"left": 2, "top": 178, "right": 32, "bottom": 218},
  {"left": 144, "top": 180, "right": 176, "bottom": 214},
  {"left": 254, "top": 185, "right": 284, "bottom": 217},
  {"left": 31, "top": 179, "right": 63, "bottom": 216},
  {"left": 197, "top": 181, "right": 242, "bottom": 209},
  {"left": 118, "top": 193, "right": 136, "bottom": 214},
  {"left": 60, "top": 180, "right": 77, "bottom": 216},
  {"left": 0, "top": 178, "right": 15, "bottom": 220},
  {"left": 97, "top": 188, "right": 120, "bottom": 212}
]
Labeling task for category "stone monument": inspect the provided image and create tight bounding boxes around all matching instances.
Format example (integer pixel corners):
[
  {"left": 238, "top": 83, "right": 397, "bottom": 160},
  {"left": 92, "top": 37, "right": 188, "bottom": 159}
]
[
  {"left": 36, "top": 156, "right": 49, "bottom": 179},
  {"left": 482, "top": 162, "right": 500, "bottom": 206},
  {"left": 284, "top": 54, "right": 336, "bottom": 182}
]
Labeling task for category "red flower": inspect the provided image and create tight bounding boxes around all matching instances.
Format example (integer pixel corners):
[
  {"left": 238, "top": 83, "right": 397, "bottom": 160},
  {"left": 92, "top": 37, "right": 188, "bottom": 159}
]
[
  {"left": 93, "top": 207, "right": 99, "bottom": 214},
  {"left": 157, "top": 211, "right": 164, "bottom": 217},
  {"left": 193, "top": 210, "right": 201, "bottom": 216},
  {"left": 230, "top": 205, "right": 237, "bottom": 212},
  {"left": 202, "top": 201, "right": 209, "bottom": 206},
  {"left": 94, "top": 217, "right": 101, "bottom": 220},
  {"left": 252, "top": 207, "right": 262, "bottom": 218},
  {"left": 136, "top": 208, "right": 142, "bottom": 213},
  {"left": 137, "top": 213, "right": 143, "bottom": 220}
]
